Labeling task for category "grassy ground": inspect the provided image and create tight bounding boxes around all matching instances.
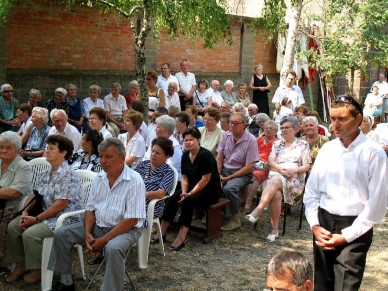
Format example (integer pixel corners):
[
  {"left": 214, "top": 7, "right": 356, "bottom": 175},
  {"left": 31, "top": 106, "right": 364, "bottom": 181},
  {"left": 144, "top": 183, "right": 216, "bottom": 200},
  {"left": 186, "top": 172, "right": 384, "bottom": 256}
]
[{"left": 1, "top": 208, "right": 387, "bottom": 290}]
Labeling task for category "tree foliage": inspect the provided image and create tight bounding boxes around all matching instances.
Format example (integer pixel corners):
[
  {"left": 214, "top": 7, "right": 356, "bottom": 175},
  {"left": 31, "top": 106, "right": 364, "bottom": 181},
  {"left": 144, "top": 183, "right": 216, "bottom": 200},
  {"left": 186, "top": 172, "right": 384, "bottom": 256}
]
[{"left": 256, "top": 0, "right": 388, "bottom": 90}]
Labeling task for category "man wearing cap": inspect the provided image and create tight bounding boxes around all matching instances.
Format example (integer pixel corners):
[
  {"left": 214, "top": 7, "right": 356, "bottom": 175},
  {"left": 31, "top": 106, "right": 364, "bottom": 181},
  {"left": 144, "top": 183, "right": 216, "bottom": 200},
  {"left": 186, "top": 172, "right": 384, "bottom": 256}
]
[
  {"left": 46, "top": 88, "right": 70, "bottom": 126},
  {"left": 304, "top": 95, "right": 387, "bottom": 290},
  {"left": 0, "top": 84, "right": 20, "bottom": 134}
]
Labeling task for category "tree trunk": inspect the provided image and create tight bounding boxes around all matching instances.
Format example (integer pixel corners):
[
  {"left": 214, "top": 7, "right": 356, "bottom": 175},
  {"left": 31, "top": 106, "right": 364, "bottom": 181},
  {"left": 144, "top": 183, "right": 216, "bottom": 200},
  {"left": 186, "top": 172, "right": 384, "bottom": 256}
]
[
  {"left": 280, "top": 1, "right": 303, "bottom": 82},
  {"left": 349, "top": 67, "right": 355, "bottom": 97}
]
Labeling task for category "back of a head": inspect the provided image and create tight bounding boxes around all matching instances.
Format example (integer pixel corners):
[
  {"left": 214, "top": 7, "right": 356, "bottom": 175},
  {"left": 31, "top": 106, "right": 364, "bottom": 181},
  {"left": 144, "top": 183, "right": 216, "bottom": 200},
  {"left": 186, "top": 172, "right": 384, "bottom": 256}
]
[{"left": 266, "top": 251, "right": 313, "bottom": 289}]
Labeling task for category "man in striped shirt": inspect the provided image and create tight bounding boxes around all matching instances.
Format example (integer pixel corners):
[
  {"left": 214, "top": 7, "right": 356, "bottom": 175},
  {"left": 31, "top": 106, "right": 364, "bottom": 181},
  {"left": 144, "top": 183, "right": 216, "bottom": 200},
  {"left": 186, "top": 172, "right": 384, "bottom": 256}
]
[{"left": 48, "top": 138, "right": 146, "bottom": 291}]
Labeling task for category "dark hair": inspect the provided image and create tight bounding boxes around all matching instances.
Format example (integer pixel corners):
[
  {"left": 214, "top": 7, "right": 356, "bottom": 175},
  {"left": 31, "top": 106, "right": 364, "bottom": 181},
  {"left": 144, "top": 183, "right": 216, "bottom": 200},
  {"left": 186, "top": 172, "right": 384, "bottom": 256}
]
[
  {"left": 286, "top": 70, "right": 297, "bottom": 78},
  {"left": 204, "top": 107, "right": 221, "bottom": 122},
  {"left": 155, "top": 106, "right": 169, "bottom": 116},
  {"left": 46, "top": 135, "right": 74, "bottom": 160},
  {"left": 151, "top": 136, "right": 174, "bottom": 157},
  {"left": 146, "top": 70, "right": 158, "bottom": 81},
  {"left": 197, "top": 79, "right": 209, "bottom": 89},
  {"left": 83, "top": 129, "right": 104, "bottom": 156},
  {"left": 295, "top": 105, "right": 309, "bottom": 116},
  {"left": 176, "top": 111, "right": 191, "bottom": 127},
  {"left": 182, "top": 127, "right": 201, "bottom": 140},
  {"left": 124, "top": 110, "right": 144, "bottom": 130},
  {"left": 18, "top": 103, "right": 32, "bottom": 116},
  {"left": 221, "top": 112, "right": 231, "bottom": 122},
  {"left": 89, "top": 107, "right": 107, "bottom": 125},
  {"left": 185, "top": 105, "right": 198, "bottom": 117},
  {"left": 130, "top": 100, "right": 144, "bottom": 113},
  {"left": 332, "top": 95, "right": 363, "bottom": 118}
]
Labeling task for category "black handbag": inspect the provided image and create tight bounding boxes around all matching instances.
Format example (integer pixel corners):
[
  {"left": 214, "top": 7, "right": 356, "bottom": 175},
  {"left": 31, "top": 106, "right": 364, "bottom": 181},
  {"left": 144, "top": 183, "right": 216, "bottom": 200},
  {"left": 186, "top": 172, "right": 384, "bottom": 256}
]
[{"left": 13, "top": 189, "right": 46, "bottom": 219}]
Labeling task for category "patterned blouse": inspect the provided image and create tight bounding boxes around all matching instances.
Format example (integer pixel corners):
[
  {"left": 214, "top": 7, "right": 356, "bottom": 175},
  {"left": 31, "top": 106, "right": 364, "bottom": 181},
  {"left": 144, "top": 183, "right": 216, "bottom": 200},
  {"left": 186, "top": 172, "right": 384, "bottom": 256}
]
[
  {"left": 269, "top": 138, "right": 311, "bottom": 203},
  {"left": 300, "top": 135, "right": 329, "bottom": 166},
  {"left": 36, "top": 161, "right": 82, "bottom": 231},
  {"left": 68, "top": 150, "right": 102, "bottom": 173},
  {"left": 26, "top": 124, "right": 51, "bottom": 151},
  {"left": 134, "top": 161, "right": 175, "bottom": 220}
]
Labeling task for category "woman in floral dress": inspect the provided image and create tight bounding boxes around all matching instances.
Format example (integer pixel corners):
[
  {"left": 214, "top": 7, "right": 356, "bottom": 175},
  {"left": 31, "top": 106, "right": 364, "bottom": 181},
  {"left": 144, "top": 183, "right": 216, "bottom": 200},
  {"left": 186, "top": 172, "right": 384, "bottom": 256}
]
[{"left": 246, "top": 117, "right": 310, "bottom": 242}]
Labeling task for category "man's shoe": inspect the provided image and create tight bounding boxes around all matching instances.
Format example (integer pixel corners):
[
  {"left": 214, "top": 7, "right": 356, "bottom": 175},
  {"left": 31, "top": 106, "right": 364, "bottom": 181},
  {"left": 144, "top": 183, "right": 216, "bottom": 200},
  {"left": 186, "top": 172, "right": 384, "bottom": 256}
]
[
  {"left": 221, "top": 219, "right": 241, "bottom": 231},
  {"left": 5, "top": 266, "right": 25, "bottom": 283},
  {"left": 23, "top": 269, "right": 41, "bottom": 284},
  {"left": 52, "top": 281, "right": 76, "bottom": 291}
]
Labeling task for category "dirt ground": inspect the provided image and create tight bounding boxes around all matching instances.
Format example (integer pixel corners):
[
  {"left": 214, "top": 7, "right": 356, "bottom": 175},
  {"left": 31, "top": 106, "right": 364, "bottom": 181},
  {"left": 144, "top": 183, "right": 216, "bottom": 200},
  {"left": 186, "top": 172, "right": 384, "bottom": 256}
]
[{"left": 1, "top": 208, "right": 387, "bottom": 291}]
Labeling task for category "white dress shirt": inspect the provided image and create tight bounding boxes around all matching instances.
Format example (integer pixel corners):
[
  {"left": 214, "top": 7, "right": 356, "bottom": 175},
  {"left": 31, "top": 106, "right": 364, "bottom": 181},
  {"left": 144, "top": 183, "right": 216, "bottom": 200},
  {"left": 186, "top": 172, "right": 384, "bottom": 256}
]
[
  {"left": 304, "top": 132, "right": 387, "bottom": 243},
  {"left": 48, "top": 122, "right": 82, "bottom": 151},
  {"left": 165, "top": 92, "right": 181, "bottom": 108},
  {"left": 156, "top": 74, "right": 179, "bottom": 94},
  {"left": 83, "top": 97, "right": 105, "bottom": 118},
  {"left": 207, "top": 88, "right": 224, "bottom": 106},
  {"left": 272, "top": 85, "right": 305, "bottom": 111}
]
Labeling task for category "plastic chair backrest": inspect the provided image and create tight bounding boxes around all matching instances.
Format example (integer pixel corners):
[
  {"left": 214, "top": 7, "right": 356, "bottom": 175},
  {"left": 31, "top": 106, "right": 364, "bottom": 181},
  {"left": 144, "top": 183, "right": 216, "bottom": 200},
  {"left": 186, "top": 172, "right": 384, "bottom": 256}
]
[
  {"left": 75, "top": 169, "right": 98, "bottom": 207},
  {"left": 28, "top": 157, "right": 51, "bottom": 189},
  {"left": 168, "top": 165, "right": 178, "bottom": 196}
]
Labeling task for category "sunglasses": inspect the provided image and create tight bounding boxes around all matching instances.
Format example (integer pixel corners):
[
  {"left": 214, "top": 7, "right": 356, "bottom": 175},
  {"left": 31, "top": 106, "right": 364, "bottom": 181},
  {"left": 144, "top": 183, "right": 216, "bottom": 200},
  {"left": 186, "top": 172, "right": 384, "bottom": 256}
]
[{"left": 336, "top": 96, "right": 363, "bottom": 115}]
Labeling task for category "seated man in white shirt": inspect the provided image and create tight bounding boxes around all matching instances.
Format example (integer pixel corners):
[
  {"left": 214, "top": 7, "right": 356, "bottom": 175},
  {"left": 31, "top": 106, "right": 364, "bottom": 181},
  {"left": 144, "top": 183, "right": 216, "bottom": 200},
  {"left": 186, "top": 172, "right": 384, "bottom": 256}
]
[
  {"left": 207, "top": 79, "right": 224, "bottom": 107},
  {"left": 165, "top": 82, "right": 181, "bottom": 109},
  {"left": 48, "top": 109, "right": 81, "bottom": 151},
  {"left": 48, "top": 138, "right": 146, "bottom": 291},
  {"left": 104, "top": 82, "right": 128, "bottom": 136}
]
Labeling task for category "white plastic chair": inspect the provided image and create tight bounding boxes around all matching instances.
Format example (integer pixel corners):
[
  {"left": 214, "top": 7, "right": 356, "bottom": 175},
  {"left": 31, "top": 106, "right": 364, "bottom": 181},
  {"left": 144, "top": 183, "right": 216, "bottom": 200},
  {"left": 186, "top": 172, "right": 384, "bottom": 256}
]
[
  {"left": 41, "top": 169, "right": 97, "bottom": 291},
  {"left": 137, "top": 165, "right": 178, "bottom": 269},
  {"left": 28, "top": 157, "right": 51, "bottom": 189}
]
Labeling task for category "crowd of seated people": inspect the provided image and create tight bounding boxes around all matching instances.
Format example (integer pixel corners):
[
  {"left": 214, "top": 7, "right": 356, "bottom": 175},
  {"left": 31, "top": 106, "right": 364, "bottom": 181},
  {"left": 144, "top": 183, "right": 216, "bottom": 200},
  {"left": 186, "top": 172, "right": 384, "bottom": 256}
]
[{"left": 1, "top": 66, "right": 387, "bottom": 290}]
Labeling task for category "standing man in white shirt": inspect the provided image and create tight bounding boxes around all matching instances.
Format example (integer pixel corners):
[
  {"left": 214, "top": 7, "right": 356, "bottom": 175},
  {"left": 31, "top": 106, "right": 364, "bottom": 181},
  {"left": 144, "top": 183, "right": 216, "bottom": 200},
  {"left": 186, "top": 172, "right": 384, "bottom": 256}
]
[
  {"left": 304, "top": 95, "right": 387, "bottom": 291},
  {"left": 104, "top": 82, "right": 128, "bottom": 136},
  {"left": 175, "top": 58, "right": 196, "bottom": 111},
  {"left": 272, "top": 71, "right": 305, "bottom": 112},
  {"left": 207, "top": 79, "right": 224, "bottom": 107},
  {"left": 156, "top": 63, "right": 179, "bottom": 95},
  {"left": 48, "top": 109, "right": 82, "bottom": 151}
]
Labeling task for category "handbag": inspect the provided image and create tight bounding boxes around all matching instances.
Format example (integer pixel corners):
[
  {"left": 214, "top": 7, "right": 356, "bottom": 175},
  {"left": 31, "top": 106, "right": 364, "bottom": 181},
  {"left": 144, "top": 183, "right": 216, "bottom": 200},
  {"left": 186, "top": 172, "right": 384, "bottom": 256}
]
[{"left": 13, "top": 189, "right": 46, "bottom": 219}]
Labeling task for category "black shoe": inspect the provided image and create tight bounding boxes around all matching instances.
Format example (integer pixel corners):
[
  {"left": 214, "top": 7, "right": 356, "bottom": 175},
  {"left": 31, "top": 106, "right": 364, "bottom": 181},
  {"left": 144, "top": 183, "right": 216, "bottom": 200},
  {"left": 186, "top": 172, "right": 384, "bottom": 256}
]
[
  {"left": 51, "top": 281, "right": 75, "bottom": 291},
  {"left": 168, "top": 239, "right": 186, "bottom": 252},
  {"left": 150, "top": 234, "right": 166, "bottom": 244}
]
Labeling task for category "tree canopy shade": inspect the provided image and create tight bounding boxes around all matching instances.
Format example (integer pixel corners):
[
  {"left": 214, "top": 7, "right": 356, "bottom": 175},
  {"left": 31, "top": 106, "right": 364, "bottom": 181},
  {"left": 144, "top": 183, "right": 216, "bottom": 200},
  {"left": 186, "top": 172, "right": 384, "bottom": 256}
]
[{"left": 255, "top": 0, "right": 388, "bottom": 91}]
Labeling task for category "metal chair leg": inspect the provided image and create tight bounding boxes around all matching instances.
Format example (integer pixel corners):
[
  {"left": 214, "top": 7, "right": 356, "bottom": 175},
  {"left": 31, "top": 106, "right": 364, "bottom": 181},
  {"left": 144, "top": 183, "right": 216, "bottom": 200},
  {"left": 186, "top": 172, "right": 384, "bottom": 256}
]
[{"left": 86, "top": 258, "right": 106, "bottom": 289}]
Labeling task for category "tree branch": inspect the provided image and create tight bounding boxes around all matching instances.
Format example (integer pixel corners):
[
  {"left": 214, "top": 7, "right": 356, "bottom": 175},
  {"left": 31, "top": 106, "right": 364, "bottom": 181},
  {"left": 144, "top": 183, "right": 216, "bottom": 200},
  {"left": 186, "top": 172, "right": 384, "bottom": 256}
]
[{"left": 96, "top": 0, "right": 130, "bottom": 18}]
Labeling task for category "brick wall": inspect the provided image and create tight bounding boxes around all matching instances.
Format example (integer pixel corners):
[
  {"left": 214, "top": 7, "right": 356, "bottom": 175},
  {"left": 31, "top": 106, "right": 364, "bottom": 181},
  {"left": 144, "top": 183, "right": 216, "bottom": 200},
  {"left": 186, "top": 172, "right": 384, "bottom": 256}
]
[{"left": 1, "top": 0, "right": 303, "bottom": 112}]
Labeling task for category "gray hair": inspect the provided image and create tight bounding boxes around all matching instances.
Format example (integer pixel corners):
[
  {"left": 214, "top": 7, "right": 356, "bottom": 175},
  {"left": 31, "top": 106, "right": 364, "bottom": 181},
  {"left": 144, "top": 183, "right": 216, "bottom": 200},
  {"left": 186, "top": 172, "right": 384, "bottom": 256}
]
[
  {"left": 280, "top": 116, "right": 299, "bottom": 130},
  {"left": 264, "top": 120, "right": 278, "bottom": 131},
  {"left": 266, "top": 251, "right": 313, "bottom": 288},
  {"left": 248, "top": 103, "right": 258, "bottom": 111},
  {"left": 156, "top": 115, "right": 176, "bottom": 135},
  {"left": 232, "top": 102, "right": 244, "bottom": 112},
  {"left": 128, "top": 80, "right": 139, "bottom": 88},
  {"left": 98, "top": 137, "right": 126, "bottom": 157},
  {"left": 255, "top": 113, "right": 270, "bottom": 124},
  {"left": 211, "top": 79, "right": 220, "bottom": 86},
  {"left": 89, "top": 84, "right": 101, "bottom": 93},
  {"left": 224, "top": 80, "right": 234, "bottom": 87},
  {"left": 168, "top": 105, "right": 180, "bottom": 115},
  {"left": 50, "top": 108, "right": 68, "bottom": 120},
  {"left": 112, "top": 82, "right": 121, "bottom": 89},
  {"left": 0, "top": 131, "right": 22, "bottom": 150},
  {"left": 55, "top": 87, "right": 67, "bottom": 96},
  {"left": 66, "top": 83, "right": 77, "bottom": 90},
  {"left": 1, "top": 84, "right": 13, "bottom": 92},
  {"left": 32, "top": 107, "right": 49, "bottom": 124},
  {"left": 254, "top": 64, "right": 263, "bottom": 71},
  {"left": 238, "top": 82, "right": 247, "bottom": 88},
  {"left": 302, "top": 116, "right": 319, "bottom": 126},
  {"left": 231, "top": 112, "right": 246, "bottom": 124},
  {"left": 29, "top": 88, "right": 42, "bottom": 99}
]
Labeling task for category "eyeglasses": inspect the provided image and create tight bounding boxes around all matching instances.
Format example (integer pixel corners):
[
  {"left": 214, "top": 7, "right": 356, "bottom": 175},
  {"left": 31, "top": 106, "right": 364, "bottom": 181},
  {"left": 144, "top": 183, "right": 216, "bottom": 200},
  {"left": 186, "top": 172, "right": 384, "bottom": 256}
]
[
  {"left": 229, "top": 121, "right": 244, "bottom": 126},
  {"left": 203, "top": 117, "right": 216, "bottom": 122},
  {"left": 3, "top": 90, "right": 13, "bottom": 93},
  {"left": 336, "top": 96, "right": 363, "bottom": 115}
]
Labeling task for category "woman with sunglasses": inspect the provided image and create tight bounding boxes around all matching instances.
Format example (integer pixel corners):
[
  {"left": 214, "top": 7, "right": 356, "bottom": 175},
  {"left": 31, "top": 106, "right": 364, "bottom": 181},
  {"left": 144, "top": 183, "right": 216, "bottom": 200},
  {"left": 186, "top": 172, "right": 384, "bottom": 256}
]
[
  {"left": 146, "top": 70, "right": 166, "bottom": 112},
  {"left": 246, "top": 117, "right": 310, "bottom": 242}
]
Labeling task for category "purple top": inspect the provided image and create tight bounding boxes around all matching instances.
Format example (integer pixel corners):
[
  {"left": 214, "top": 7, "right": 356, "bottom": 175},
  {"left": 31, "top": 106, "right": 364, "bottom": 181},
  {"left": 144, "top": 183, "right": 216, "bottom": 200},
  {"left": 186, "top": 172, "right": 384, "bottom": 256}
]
[{"left": 217, "top": 130, "right": 259, "bottom": 169}]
